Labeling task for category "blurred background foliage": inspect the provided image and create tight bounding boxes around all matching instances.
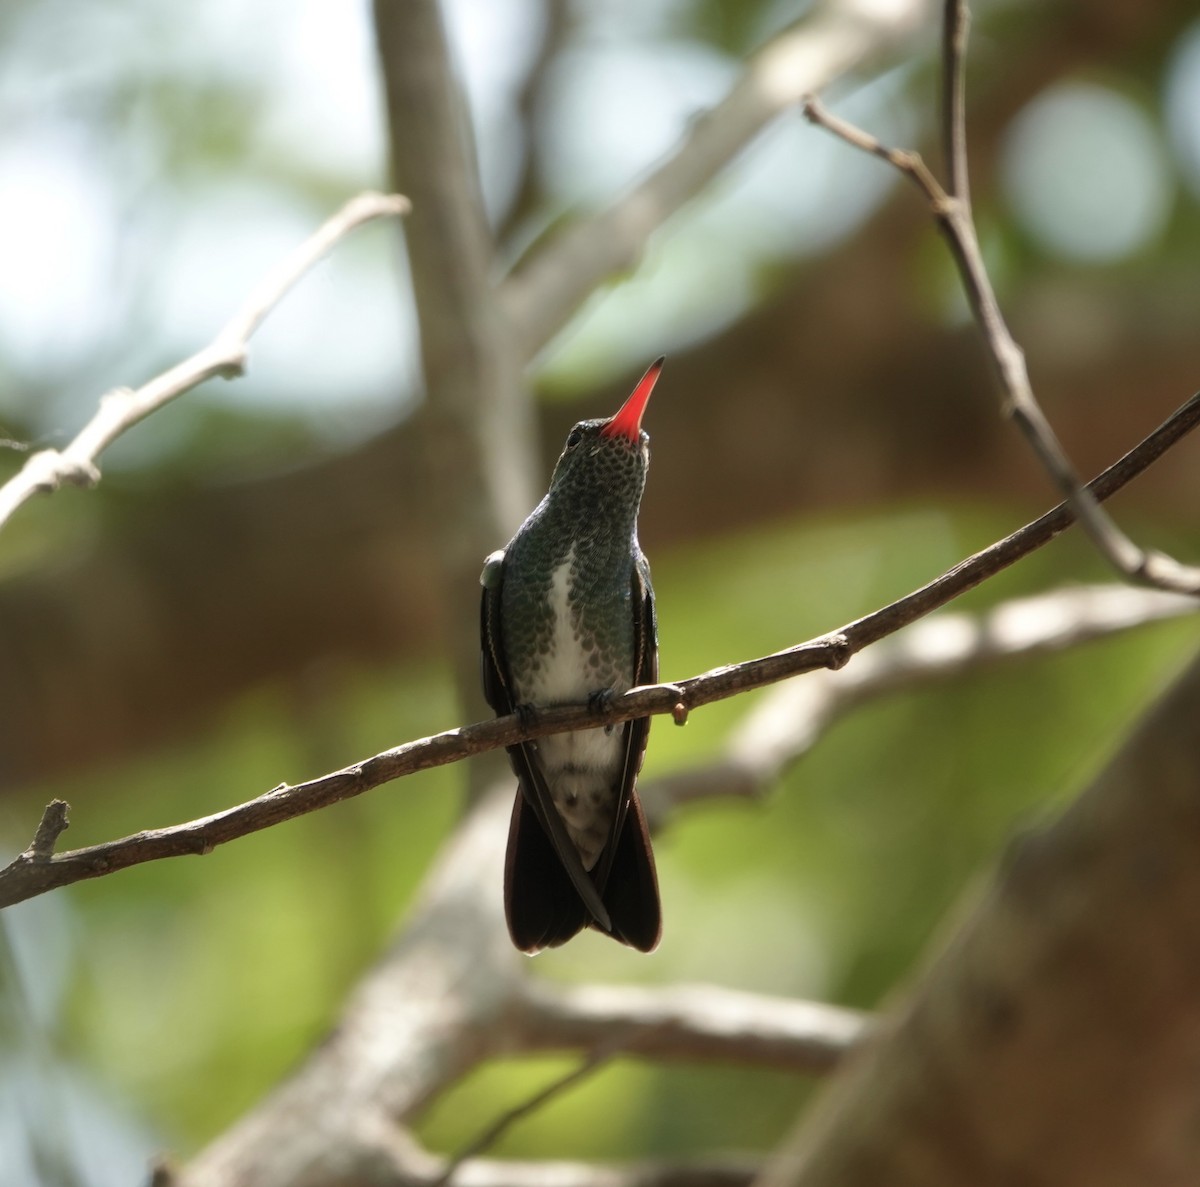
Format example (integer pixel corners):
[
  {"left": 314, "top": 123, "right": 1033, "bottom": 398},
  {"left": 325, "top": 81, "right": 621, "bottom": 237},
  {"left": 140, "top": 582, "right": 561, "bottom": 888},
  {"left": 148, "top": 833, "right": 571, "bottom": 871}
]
[{"left": 1, "top": 0, "right": 1199, "bottom": 1182}]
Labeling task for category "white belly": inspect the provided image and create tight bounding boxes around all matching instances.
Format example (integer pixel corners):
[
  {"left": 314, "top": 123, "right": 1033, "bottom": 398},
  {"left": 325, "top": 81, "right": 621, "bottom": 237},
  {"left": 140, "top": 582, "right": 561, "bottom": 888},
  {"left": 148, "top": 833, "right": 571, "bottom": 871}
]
[{"left": 526, "top": 551, "right": 627, "bottom": 869}]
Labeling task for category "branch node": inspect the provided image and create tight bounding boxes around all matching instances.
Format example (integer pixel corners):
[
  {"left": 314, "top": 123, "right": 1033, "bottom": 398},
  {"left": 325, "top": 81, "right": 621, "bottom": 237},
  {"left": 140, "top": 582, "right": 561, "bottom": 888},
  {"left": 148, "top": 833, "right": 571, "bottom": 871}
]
[
  {"left": 61, "top": 457, "right": 102, "bottom": 488},
  {"left": 26, "top": 799, "right": 70, "bottom": 860},
  {"left": 931, "top": 190, "right": 962, "bottom": 221},
  {"left": 654, "top": 683, "right": 689, "bottom": 726},
  {"left": 23, "top": 449, "right": 67, "bottom": 494},
  {"left": 823, "top": 633, "right": 853, "bottom": 671},
  {"left": 212, "top": 346, "right": 249, "bottom": 380}
]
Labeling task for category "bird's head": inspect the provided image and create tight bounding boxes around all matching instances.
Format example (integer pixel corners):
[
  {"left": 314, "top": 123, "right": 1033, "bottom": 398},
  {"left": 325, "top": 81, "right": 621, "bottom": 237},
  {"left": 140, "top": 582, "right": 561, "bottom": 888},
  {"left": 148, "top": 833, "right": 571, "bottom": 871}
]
[{"left": 547, "top": 358, "right": 663, "bottom": 502}]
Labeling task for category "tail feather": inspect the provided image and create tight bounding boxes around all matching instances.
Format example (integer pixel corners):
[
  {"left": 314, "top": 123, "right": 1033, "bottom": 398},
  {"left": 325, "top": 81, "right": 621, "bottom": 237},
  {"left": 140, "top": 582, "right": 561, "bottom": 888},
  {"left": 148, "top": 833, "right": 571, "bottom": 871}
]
[
  {"left": 504, "top": 792, "right": 587, "bottom": 952},
  {"left": 504, "top": 787, "right": 661, "bottom": 954},
  {"left": 597, "top": 790, "right": 661, "bottom": 952}
]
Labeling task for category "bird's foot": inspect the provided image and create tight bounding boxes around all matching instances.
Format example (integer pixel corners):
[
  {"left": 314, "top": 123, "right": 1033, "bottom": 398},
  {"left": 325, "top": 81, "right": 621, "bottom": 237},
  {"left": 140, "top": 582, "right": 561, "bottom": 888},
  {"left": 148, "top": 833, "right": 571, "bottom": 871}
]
[
  {"left": 514, "top": 703, "right": 540, "bottom": 748},
  {"left": 588, "top": 687, "right": 617, "bottom": 734},
  {"left": 587, "top": 687, "right": 615, "bottom": 711}
]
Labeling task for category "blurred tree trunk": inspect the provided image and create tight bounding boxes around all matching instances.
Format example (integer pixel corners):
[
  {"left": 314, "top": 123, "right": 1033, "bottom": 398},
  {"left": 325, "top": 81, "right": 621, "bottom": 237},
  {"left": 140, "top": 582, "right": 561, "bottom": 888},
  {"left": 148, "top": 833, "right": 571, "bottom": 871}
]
[
  {"left": 761, "top": 647, "right": 1200, "bottom": 1187},
  {"left": 373, "top": 0, "right": 534, "bottom": 751}
]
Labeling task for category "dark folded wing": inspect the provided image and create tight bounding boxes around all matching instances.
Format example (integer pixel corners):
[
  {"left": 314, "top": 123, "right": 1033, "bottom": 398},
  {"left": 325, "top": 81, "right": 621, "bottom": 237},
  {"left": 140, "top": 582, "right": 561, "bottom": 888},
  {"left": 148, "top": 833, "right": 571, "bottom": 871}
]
[
  {"left": 593, "top": 550, "right": 662, "bottom": 951},
  {"left": 480, "top": 563, "right": 613, "bottom": 950}
]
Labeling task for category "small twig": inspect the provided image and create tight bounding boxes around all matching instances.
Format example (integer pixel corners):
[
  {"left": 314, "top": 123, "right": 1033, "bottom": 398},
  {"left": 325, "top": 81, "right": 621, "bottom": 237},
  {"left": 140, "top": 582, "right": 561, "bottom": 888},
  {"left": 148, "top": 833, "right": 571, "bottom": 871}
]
[
  {"left": 940, "top": 0, "right": 971, "bottom": 205},
  {"left": 0, "top": 191, "right": 410, "bottom": 533},
  {"left": 493, "top": 0, "right": 570, "bottom": 247},
  {"left": 24, "top": 800, "right": 70, "bottom": 860},
  {"left": 434, "top": 1031, "right": 644, "bottom": 1187},
  {"left": 803, "top": 10, "right": 1200, "bottom": 596},
  {"left": 2, "top": 394, "right": 1198, "bottom": 909},
  {"left": 428, "top": 1153, "right": 761, "bottom": 1187}
]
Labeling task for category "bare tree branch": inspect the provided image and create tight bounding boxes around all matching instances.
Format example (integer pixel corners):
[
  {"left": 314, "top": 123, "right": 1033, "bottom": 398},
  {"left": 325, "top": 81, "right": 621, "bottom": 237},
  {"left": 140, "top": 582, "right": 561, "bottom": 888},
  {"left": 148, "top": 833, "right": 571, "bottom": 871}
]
[
  {"left": 494, "top": 0, "right": 572, "bottom": 248},
  {"left": 234, "top": 1132, "right": 761, "bottom": 1187},
  {"left": 939, "top": 0, "right": 970, "bottom": 204},
  {"left": 174, "top": 786, "right": 774, "bottom": 1187},
  {"left": 374, "top": 0, "right": 537, "bottom": 742},
  {"left": 0, "top": 192, "right": 410, "bottom": 533},
  {"left": 3, "top": 390, "right": 1198, "bottom": 910},
  {"left": 652, "top": 583, "right": 1198, "bottom": 814},
  {"left": 803, "top": 4, "right": 1200, "bottom": 595},
  {"left": 442, "top": 1155, "right": 760, "bottom": 1187},
  {"left": 172, "top": 633, "right": 1200, "bottom": 1187},
  {"left": 176, "top": 786, "right": 520, "bottom": 1187},
  {"left": 440, "top": 982, "right": 866, "bottom": 1186},
  {"left": 514, "top": 981, "right": 868, "bottom": 1075},
  {"left": 173, "top": 591, "right": 1192, "bottom": 1187},
  {"left": 499, "top": 0, "right": 933, "bottom": 361},
  {"left": 171, "top": 781, "right": 816, "bottom": 1187}
]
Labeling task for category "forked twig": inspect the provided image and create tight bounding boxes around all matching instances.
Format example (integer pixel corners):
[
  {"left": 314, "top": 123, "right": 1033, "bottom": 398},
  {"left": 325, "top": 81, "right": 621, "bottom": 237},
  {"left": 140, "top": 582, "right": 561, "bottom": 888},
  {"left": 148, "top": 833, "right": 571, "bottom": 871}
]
[
  {"left": 804, "top": 0, "right": 1200, "bottom": 596},
  {"left": 0, "top": 191, "right": 410, "bottom": 532}
]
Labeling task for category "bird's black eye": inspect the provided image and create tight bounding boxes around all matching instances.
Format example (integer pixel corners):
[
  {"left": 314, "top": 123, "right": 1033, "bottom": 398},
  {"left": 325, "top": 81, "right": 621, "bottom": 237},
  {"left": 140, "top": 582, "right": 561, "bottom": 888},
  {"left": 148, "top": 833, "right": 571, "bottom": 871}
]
[{"left": 565, "top": 426, "right": 584, "bottom": 450}]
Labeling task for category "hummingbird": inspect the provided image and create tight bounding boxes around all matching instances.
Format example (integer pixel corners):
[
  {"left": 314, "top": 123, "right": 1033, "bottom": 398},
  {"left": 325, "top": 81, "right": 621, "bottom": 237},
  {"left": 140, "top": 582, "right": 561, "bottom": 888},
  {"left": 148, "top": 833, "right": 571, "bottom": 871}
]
[{"left": 480, "top": 358, "right": 664, "bottom": 953}]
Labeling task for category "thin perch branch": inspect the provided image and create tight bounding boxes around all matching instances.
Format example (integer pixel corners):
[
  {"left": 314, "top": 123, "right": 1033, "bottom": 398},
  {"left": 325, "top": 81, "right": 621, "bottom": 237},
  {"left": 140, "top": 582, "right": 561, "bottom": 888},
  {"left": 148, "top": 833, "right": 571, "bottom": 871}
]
[
  {"left": 652, "top": 583, "right": 1199, "bottom": 816},
  {"left": 0, "top": 191, "right": 410, "bottom": 533},
  {"left": 2, "top": 389, "right": 1197, "bottom": 909}
]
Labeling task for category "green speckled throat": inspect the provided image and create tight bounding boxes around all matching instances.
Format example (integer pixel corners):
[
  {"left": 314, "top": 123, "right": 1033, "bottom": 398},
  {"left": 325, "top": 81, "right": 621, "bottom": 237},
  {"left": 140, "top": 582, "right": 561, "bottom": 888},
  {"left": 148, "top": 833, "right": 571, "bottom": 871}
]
[{"left": 499, "top": 420, "right": 649, "bottom": 698}]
